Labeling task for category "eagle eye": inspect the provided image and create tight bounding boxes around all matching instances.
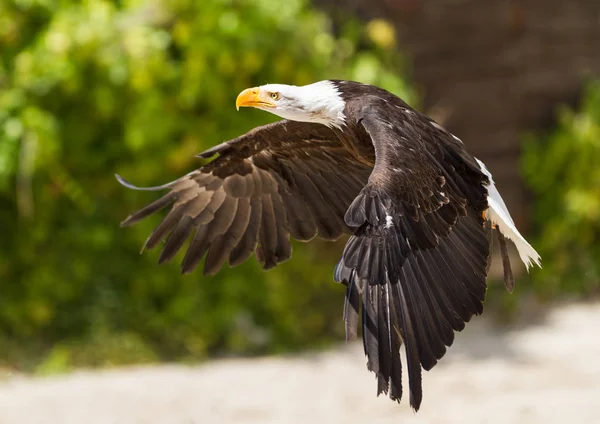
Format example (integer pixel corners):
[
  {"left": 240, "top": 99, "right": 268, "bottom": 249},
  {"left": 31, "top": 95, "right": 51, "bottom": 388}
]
[{"left": 270, "top": 92, "right": 281, "bottom": 101}]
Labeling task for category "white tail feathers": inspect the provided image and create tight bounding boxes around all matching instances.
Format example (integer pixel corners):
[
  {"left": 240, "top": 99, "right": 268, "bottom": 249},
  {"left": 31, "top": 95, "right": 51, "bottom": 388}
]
[{"left": 476, "top": 159, "right": 542, "bottom": 270}]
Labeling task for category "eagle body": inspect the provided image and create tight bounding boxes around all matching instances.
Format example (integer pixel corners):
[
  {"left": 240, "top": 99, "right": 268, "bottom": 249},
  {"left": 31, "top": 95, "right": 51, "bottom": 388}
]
[{"left": 118, "top": 80, "right": 541, "bottom": 410}]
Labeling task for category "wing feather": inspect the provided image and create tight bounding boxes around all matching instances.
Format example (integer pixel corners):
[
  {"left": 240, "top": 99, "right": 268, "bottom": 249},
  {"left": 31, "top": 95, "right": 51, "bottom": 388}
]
[
  {"left": 229, "top": 196, "right": 263, "bottom": 267},
  {"left": 181, "top": 225, "right": 211, "bottom": 274},
  {"left": 119, "top": 120, "right": 371, "bottom": 275},
  {"left": 204, "top": 196, "right": 239, "bottom": 275},
  {"left": 334, "top": 102, "right": 490, "bottom": 411},
  {"left": 286, "top": 157, "right": 345, "bottom": 239},
  {"left": 120, "top": 191, "right": 176, "bottom": 227},
  {"left": 159, "top": 215, "right": 195, "bottom": 264}
]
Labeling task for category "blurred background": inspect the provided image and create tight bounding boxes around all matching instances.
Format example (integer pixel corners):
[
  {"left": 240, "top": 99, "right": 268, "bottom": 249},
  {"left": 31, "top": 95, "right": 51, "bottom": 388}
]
[{"left": 0, "top": 0, "right": 599, "bottom": 422}]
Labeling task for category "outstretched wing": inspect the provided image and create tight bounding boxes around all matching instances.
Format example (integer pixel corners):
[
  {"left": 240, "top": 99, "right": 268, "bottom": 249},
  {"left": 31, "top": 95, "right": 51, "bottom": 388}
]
[
  {"left": 334, "top": 98, "right": 490, "bottom": 410},
  {"left": 119, "top": 120, "right": 372, "bottom": 275}
]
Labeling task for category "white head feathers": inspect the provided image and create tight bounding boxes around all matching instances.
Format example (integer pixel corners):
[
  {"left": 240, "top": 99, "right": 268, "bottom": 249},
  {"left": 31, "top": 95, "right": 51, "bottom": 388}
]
[{"left": 253, "top": 81, "right": 346, "bottom": 129}]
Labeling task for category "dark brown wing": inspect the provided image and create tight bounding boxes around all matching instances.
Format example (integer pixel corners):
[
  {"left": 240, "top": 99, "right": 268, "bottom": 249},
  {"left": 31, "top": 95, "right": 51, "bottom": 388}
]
[
  {"left": 334, "top": 97, "right": 490, "bottom": 411},
  {"left": 118, "top": 120, "right": 372, "bottom": 275}
]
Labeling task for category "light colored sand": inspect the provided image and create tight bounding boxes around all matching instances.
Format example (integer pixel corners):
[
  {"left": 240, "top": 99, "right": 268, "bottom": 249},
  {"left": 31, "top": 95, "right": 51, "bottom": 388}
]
[{"left": 1, "top": 302, "right": 599, "bottom": 424}]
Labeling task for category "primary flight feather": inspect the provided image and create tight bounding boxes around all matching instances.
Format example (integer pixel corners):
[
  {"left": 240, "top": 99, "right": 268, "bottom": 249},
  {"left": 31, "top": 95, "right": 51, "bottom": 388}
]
[{"left": 117, "top": 80, "right": 541, "bottom": 410}]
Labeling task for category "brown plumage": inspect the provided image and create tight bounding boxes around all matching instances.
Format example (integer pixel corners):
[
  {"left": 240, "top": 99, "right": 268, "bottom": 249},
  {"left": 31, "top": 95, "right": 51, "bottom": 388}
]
[
  {"left": 119, "top": 120, "right": 373, "bottom": 274},
  {"left": 118, "top": 80, "right": 540, "bottom": 411}
]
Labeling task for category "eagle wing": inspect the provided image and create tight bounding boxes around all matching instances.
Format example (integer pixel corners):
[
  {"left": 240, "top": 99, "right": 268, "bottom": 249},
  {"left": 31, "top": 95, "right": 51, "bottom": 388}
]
[
  {"left": 334, "top": 98, "right": 491, "bottom": 410},
  {"left": 119, "top": 120, "right": 372, "bottom": 275}
]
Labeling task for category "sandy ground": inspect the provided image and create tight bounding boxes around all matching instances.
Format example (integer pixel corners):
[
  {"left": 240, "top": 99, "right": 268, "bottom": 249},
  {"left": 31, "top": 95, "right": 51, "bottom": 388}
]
[{"left": 0, "top": 302, "right": 599, "bottom": 424}]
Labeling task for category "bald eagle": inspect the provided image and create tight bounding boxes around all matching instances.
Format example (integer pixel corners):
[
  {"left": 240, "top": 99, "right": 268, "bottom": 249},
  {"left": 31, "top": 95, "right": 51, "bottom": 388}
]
[{"left": 117, "top": 80, "right": 541, "bottom": 410}]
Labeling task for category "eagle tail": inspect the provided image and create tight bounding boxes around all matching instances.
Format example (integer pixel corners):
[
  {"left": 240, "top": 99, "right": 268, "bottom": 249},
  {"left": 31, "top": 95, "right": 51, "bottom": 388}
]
[{"left": 475, "top": 160, "right": 542, "bottom": 271}]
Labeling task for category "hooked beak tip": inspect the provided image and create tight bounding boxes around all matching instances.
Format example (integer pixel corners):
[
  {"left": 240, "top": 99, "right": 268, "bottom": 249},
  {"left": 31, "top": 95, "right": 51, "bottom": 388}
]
[
  {"left": 236, "top": 87, "right": 259, "bottom": 110},
  {"left": 235, "top": 87, "right": 276, "bottom": 110}
]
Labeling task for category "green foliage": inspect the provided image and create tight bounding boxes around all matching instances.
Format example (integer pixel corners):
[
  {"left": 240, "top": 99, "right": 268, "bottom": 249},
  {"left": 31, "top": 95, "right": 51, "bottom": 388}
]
[
  {"left": 522, "top": 80, "right": 600, "bottom": 297},
  {"left": 0, "top": 0, "right": 414, "bottom": 371}
]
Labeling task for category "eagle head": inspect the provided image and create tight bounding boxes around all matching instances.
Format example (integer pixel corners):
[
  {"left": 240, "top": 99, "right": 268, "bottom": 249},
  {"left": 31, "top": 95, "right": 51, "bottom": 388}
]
[{"left": 235, "top": 81, "right": 346, "bottom": 129}]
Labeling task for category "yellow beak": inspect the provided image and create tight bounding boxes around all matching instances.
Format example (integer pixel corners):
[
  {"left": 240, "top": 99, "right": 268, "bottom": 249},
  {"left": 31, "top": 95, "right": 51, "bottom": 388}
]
[{"left": 235, "top": 87, "right": 275, "bottom": 110}]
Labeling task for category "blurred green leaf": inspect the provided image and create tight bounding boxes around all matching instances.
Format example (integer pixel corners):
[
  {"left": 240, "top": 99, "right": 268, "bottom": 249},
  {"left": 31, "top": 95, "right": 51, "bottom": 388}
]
[{"left": 522, "top": 80, "right": 600, "bottom": 297}]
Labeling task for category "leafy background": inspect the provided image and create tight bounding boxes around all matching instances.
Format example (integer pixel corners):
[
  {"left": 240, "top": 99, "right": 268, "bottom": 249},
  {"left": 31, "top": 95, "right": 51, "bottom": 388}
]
[
  {"left": 0, "top": 0, "right": 598, "bottom": 374},
  {"left": 522, "top": 80, "right": 600, "bottom": 299}
]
